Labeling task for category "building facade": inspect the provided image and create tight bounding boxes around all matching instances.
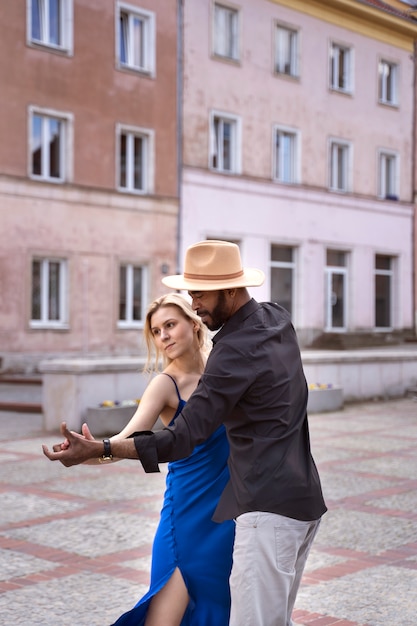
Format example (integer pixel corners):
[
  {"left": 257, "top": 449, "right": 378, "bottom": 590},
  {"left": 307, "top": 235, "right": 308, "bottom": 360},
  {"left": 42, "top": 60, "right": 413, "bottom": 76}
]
[
  {"left": 1, "top": 0, "right": 417, "bottom": 374},
  {"left": 0, "top": 0, "right": 178, "bottom": 372},
  {"left": 181, "top": 0, "right": 417, "bottom": 347}
]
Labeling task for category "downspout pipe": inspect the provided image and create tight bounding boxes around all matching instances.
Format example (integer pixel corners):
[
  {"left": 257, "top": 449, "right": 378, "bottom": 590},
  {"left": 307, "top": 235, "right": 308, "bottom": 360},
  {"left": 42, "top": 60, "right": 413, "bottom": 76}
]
[
  {"left": 412, "top": 40, "right": 417, "bottom": 336},
  {"left": 176, "top": 0, "right": 184, "bottom": 275}
]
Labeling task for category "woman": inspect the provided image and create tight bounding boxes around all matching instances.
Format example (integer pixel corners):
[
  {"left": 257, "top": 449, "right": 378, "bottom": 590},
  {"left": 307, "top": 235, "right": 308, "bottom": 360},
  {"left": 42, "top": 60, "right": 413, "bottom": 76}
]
[{"left": 83, "top": 294, "right": 234, "bottom": 625}]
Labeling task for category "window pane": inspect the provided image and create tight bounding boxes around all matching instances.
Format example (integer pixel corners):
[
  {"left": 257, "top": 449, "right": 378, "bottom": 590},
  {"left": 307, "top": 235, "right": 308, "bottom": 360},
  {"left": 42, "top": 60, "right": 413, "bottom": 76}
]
[
  {"left": 222, "top": 121, "right": 231, "bottom": 170},
  {"left": 337, "top": 48, "right": 345, "bottom": 88},
  {"left": 49, "top": 118, "right": 61, "bottom": 178},
  {"left": 132, "top": 267, "right": 143, "bottom": 320},
  {"left": 134, "top": 136, "right": 143, "bottom": 189},
  {"left": 271, "top": 267, "right": 292, "bottom": 316},
  {"left": 120, "top": 13, "right": 128, "bottom": 64},
  {"left": 48, "top": 261, "right": 60, "bottom": 320},
  {"left": 375, "top": 255, "right": 391, "bottom": 270},
  {"left": 31, "top": 0, "right": 42, "bottom": 40},
  {"left": 215, "top": 5, "right": 237, "bottom": 58},
  {"left": 120, "top": 133, "right": 127, "bottom": 187},
  {"left": 375, "top": 274, "right": 390, "bottom": 326},
  {"left": 327, "top": 250, "right": 346, "bottom": 267},
  {"left": 132, "top": 16, "right": 144, "bottom": 67},
  {"left": 49, "top": 0, "right": 61, "bottom": 46},
  {"left": 31, "top": 260, "right": 41, "bottom": 320},
  {"left": 271, "top": 245, "right": 293, "bottom": 263},
  {"left": 331, "top": 273, "right": 345, "bottom": 327},
  {"left": 32, "top": 115, "right": 43, "bottom": 176},
  {"left": 212, "top": 118, "right": 219, "bottom": 168},
  {"left": 119, "top": 266, "right": 127, "bottom": 320}
]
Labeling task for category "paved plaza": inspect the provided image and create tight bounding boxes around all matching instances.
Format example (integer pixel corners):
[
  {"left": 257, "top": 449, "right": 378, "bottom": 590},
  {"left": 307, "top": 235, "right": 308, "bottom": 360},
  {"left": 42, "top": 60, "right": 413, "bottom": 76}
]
[{"left": 0, "top": 397, "right": 416, "bottom": 625}]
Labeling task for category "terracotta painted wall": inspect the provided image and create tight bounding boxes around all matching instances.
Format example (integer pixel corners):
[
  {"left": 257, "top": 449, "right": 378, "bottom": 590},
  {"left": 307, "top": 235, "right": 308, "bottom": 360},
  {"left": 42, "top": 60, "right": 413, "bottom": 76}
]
[{"left": 0, "top": 0, "right": 179, "bottom": 370}]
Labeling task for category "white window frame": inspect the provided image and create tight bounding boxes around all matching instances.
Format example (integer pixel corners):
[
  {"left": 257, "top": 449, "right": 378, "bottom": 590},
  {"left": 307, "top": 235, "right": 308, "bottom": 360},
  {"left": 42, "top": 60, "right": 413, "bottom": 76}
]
[
  {"left": 27, "top": 0, "right": 73, "bottom": 54},
  {"left": 273, "top": 125, "right": 300, "bottom": 184},
  {"left": 118, "top": 263, "right": 148, "bottom": 328},
  {"left": 30, "top": 257, "right": 68, "bottom": 329},
  {"left": 29, "top": 106, "right": 73, "bottom": 183},
  {"left": 116, "top": 2, "right": 156, "bottom": 76},
  {"left": 374, "top": 255, "right": 394, "bottom": 330},
  {"left": 209, "top": 111, "right": 241, "bottom": 174},
  {"left": 378, "top": 59, "right": 398, "bottom": 106},
  {"left": 117, "top": 124, "right": 154, "bottom": 194},
  {"left": 274, "top": 22, "right": 299, "bottom": 77},
  {"left": 329, "top": 138, "right": 352, "bottom": 193},
  {"left": 213, "top": 2, "right": 240, "bottom": 61},
  {"left": 329, "top": 41, "right": 353, "bottom": 94},
  {"left": 325, "top": 254, "right": 348, "bottom": 332},
  {"left": 378, "top": 149, "right": 399, "bottom": 200}
]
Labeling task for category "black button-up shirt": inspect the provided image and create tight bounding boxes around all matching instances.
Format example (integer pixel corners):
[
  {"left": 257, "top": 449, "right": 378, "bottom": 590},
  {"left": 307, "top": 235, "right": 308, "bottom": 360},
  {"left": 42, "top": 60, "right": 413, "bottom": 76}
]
[{"left": 134, "top": 299, "right": 327, "bottom": 522}]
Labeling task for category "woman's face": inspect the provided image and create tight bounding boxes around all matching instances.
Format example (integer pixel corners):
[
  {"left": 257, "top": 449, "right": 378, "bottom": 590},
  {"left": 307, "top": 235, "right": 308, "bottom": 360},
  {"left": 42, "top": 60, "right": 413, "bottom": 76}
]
[{"left": 150, "top": 305, "right": 197, "bottom": 360}]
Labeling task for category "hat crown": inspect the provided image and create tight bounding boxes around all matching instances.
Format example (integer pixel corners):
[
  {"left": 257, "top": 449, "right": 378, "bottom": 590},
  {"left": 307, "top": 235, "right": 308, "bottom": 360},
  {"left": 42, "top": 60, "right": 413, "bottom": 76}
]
[{"left": 184, "top": 240, "right": 243, "bottom": 280}]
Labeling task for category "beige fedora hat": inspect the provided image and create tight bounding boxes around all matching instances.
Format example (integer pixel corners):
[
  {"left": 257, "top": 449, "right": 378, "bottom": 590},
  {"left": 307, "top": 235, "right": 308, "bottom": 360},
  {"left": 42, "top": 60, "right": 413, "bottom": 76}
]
[{"left": 162, "top": 240, "right": 265, "bottom": 291}]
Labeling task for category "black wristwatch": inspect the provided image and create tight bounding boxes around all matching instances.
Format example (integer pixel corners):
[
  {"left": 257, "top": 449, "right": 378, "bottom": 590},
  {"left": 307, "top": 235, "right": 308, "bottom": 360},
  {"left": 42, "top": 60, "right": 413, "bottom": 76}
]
[{"left": 99, "top": 438, "right": 113, "bottom": 463}]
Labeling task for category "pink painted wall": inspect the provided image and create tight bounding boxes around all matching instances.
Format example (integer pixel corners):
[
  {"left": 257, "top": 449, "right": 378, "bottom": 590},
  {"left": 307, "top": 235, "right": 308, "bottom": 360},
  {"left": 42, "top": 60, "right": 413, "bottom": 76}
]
[{"left": 181, "top": 0, "right": 415, "bottom": 344}]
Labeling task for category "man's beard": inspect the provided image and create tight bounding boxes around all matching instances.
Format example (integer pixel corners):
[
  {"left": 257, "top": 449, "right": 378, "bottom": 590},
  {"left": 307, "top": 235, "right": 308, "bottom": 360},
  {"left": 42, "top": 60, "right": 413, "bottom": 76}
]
[{"left": 200, "top": 291, "right": 228, "bottom": 331}]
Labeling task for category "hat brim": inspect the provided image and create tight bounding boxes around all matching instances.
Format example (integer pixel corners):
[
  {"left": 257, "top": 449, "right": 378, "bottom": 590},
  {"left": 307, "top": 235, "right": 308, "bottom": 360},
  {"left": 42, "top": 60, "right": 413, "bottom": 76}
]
[{"left": 162, "top": 268, "right": 265, "bottom": 291}]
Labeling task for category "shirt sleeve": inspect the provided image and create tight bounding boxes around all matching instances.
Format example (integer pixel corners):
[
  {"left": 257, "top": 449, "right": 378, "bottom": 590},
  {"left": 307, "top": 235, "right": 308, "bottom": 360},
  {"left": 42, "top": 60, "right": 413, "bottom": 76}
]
[{"left": 132, "top": 339, "right": 254, "bottom": 472}]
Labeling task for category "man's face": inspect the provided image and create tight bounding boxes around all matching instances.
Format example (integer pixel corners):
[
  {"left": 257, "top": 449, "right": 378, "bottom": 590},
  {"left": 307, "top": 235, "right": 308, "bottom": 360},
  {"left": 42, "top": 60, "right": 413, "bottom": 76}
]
[{"left": 188, "top": 290, "right": 230, "bottom": 331}]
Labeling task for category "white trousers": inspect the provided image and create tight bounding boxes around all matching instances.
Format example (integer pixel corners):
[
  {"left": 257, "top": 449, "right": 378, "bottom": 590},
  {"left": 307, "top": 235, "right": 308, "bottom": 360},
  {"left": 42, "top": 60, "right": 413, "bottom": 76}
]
[{"left": 229, "top": 511, "right": 321, "bottom": 626}]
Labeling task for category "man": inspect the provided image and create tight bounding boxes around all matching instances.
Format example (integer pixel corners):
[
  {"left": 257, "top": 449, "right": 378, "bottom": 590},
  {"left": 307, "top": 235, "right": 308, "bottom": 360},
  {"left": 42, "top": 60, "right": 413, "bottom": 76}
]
[{"left": 43, "top": 240, "right": 327, "bottom": 626}]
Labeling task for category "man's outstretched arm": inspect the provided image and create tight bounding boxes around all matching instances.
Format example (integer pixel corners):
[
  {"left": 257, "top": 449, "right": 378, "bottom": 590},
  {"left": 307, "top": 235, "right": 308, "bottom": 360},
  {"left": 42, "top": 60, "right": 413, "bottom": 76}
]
[{"left": 42, "top": 422, "right": 139, "bottom": 467}]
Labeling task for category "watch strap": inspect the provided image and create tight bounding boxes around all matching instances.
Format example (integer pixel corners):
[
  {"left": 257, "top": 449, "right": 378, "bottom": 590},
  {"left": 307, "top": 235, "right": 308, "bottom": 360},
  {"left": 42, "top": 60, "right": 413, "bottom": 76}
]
[
  {"left": 103, "top": 438, "right": 112, "bottom": 457},
  {"left": 99, "top": 438, "right": 113, "bottom": 462}
]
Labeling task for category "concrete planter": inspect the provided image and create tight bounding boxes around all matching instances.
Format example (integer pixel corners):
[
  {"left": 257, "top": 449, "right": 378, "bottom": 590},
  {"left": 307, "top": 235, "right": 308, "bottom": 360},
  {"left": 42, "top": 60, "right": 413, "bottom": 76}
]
[
  {"left": 86, "top": 405, "right": 137, "bottom": 436},
  {"left": 85, "top": 404, "right": 164, "bottom": 437},
  {"left": 307, "top": 386, "right": 343, "bottom": 414}
]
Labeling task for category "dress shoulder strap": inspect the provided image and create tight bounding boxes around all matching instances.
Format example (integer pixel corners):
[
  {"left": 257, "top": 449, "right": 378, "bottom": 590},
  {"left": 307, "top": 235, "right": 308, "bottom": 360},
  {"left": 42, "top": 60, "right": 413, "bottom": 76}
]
[{"left": 160, "top": 372, "right": 181, "bottom": 403}]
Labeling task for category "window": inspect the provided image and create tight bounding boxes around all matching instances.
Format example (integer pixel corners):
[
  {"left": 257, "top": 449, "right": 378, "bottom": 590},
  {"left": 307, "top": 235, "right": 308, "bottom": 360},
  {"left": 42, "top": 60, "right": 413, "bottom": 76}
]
[
  {"left": 209, "top": 112, "right": 240, "bottom": 173},
  {"left": 325, "top": 250, "right": 348, "bottom": 331},
  {"left": 213, "top": 3, "right": 239, "bottom": 61},
  {"left": 329, "top": 42, "right": 352, "bottom": 93},
  {"left": 30, "top": 107, "right": 72, "bottom": 182},
  {"left": 275, "top": 24, "right": 298, "bottom": 77},
  {"left": 118, "top": 264, "right": 147, "bottom": 326},
  {"left": 273, "top": 127, "right": 299, "bottom": 183},
  {"left": 117, "top": 125, "right": 153, "bottom": 193},
  {"left": 270, "top": 245, "right": 295, "bottom": 317},
  {"left": 375, "top": 255, "right": 393, "bottom": 329},
  {"left": 116, "top": 3, "right": 155, "bottom": 75},
  {"left": 378, "top": 60, "right": 398, "bottom": 106},
  {"left": 329, "top": 139, "right": 351, "bottom": 192},
  {"left": 28, "top": 0, "right": 73, "bottom": 52},
  {"left": 378, "top": 150, "right": 399, "bottom": 199},
  {"left": 31, "top": 258, "right": 68, "bottom": 328}
]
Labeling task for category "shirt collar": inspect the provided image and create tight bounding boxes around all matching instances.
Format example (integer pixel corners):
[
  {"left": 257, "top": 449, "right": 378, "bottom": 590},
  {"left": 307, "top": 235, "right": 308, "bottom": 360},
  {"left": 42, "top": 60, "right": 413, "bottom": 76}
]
[{"left": 212, "top": 298, "right": 259, "bottom": 344}]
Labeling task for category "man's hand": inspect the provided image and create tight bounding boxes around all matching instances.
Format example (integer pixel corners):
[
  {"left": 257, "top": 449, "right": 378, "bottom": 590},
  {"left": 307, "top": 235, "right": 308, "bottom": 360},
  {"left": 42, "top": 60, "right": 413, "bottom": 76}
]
[{"left": 42, "top": 422, "right": 103, "bottom": 467}]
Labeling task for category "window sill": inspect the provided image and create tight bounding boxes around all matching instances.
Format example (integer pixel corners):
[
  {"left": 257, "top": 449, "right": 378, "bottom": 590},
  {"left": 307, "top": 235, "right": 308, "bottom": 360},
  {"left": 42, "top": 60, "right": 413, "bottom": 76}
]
[
  {"left": 29, "top": 323, "right": 69, "bottom": 331},
  {"left": 27, "top": 40, "right": 72, "bottom": 56},
  {"left": 211, "top": 53, "right": 241, "bottom": 66},
  {"left": 116, "top": 64, "right": 155, "bottom": 79},
  {"left": 30, "top": 175, "right": 65, "bottom": 184},
  {"left": 117, "top": 322, "right": 144, "bottom": 330}
]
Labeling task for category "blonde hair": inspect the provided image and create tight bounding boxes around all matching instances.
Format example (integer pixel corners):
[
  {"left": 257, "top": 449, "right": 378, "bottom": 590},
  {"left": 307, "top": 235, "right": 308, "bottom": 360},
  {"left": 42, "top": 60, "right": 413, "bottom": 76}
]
[{"left": 143, "top": 293, "right": 211, "bottom": 373}]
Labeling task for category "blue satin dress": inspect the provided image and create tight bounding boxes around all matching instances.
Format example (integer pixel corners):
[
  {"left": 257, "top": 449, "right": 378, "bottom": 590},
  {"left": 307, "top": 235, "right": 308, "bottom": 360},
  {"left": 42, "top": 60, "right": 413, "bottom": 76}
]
[{"left": 112, "top": 374, "right": 234, "bottom": 626}]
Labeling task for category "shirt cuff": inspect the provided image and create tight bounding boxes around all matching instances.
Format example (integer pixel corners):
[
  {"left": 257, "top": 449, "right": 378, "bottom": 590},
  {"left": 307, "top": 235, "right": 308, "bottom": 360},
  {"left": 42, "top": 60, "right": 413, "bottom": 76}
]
[{"left": 129, "top": 431, "right": 160, "bottom": 473}]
